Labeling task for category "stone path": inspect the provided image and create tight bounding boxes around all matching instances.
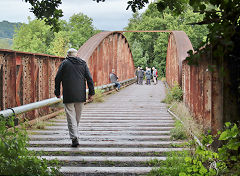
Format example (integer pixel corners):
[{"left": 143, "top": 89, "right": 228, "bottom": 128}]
[{"left": 27, "top": 81, "right": 185, "bottom": 176}]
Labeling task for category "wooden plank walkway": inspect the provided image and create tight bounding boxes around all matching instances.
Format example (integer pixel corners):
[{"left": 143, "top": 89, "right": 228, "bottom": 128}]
[{"left": 28, "top": 81, "right": 185, "bottom": 176}]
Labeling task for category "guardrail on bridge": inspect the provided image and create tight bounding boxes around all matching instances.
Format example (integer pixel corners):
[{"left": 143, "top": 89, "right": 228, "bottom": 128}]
[{"left": 0, "top": 77, "right": 136, "bottom": 123}]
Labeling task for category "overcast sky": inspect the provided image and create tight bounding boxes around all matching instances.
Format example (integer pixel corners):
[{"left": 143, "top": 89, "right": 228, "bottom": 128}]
[{"left": 0, "top": 0, "right": 148, "bottom": 31}]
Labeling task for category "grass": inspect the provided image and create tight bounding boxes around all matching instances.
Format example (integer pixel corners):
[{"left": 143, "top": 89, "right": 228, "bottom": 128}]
[
  {"left": 103, "top": 160, "right": 116, "bottom": 165},
  {"left": 146, "top": 151, "right": 190, "bottom": 176},
  {"left": 93, "top": 89, "right": 104, "bottom": 103},
  {"left": 170, "top": 120, "right": 188, "bottom": 140},
  {"left": 161, "top": 77, "right": 166, "bottom": 82},
  {"left": 162, "top": 83, "right": 183, "bottom": 104},
  {"left": 146, "top": 158, "right": 163, "bottom": 167},
  {"left": 29, "top": 119, "right": 54, "bottom": 130},
  {"left": 170, "top": 101, "right": 204, "bottom": 140}
]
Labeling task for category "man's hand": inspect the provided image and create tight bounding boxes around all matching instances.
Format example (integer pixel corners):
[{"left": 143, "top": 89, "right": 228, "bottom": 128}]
[
  {"left": 56, "top": 95, "right": 60, "bottom": 98},
  {"left": 88, "top": 95, "right": 93, "bottom": 102}
]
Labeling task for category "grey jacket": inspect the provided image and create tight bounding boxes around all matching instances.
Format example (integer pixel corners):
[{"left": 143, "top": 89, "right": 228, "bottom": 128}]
[
  {"left": 145, "top": 70, "right": 151, "bottom": 79},
  {"left": 110, "top": 73, "right": 118, "bottom": 83},
  {"left": 138, "top": 70, "right": 144, "bottom": 78}
]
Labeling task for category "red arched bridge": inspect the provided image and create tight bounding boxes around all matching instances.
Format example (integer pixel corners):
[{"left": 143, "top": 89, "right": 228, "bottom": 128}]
[
  {"left": 0, "top": 30, "right": 231, "bottom": 175},
  {"left": 0, "top": 30, "right": 225, "bottom": 133}
]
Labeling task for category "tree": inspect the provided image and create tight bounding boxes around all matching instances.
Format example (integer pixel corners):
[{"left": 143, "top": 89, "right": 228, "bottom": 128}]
[
  {"left": 24, "top": 0, "right": 63, "bottom": 31},
  {"left": 131, "top": 40, "right": 148, "bottom": 68},
  {"left": 48, "top": 31, "right": 70, "bottom": 56},
  {"left": 127, "top": 0, "right": 240, "bottom": 123},
  {"left": 67, "top": 13, "right": 100, "bottom": 49},
  {"left": 12, "top": 13, "right": 99, "bottom": 56},
  {"left": 125, "top": 3, "right": 208, "bottom": 76},
  {"left": 0, "top": 38, "right": 12, "bottom": 49},
  {"left": 12, "top": 18, "right": 53, "bottom": 54}
]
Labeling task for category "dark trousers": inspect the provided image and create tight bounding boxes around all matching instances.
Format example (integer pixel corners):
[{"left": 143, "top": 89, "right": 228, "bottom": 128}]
[{"left": 139, "top": 77, "right": 143, "bottom": 85}]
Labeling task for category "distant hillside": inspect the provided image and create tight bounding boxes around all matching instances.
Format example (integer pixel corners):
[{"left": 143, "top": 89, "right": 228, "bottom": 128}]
[
  {"left": 0, "top": 38, "right": 12, "bottom": 49},
  {"left": 0, "top": 20, "right": 22, "bottom": 39}
]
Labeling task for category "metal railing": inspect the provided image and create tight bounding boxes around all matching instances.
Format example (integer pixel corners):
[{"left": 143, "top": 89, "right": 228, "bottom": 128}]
[{"left": 0, "top": 77, "right": 136, "bottom": 118}]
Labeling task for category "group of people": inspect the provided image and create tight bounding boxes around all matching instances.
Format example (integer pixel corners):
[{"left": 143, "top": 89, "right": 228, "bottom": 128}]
[{"left": 135, "top": 66, "right": 158, "bottom": 85}]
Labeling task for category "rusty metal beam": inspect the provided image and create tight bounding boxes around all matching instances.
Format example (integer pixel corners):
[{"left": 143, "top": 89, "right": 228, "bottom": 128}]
[
  {"left": 0, "top": 78, "right": 136, "bottom": 118},
  {"left": 115, "top": 30, "right": 172, "bottom": 33},
  {"left": 78, "top": 32, "right": 135, "bottom": 86},
  {"left": 166, "top": 31, "right": 194, "bottom": 88}
]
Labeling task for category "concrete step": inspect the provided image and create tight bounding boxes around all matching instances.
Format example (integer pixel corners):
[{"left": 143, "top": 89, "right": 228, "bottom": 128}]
[
  {"left": 29, "top": 140, "right": 183, "bottom": 147},
  {"left": 80, "top": 114, "right": 171, "bottom": 117},
  {"left": 44, "top": 122, "right": 175, "bottom": 127},
  {"left": 43, "top": 126, "right": 174, "bottom": 131},
  {"left": 60, "top": 167, "right": 152, "bottom": 175},
  {"left": 40, "top": 155, "right": 166, "bottom": 162},
  {"left": 29, "top": 134, "right": 172, "bottom": 141},
  {"left": 51, "top": 117, "right": 174, "bottom": 121},
  {"left": 26, "top": 82, "right": 185, "bottom": 175},
  {"left": 28, "top": 147, "right": 185, "bottom": 153},
  {"left": 28, "top": 130, "right": 171, "bottom": 135},
  {"left": 49, "top": 119, "right": 175, "bottom": 123}
]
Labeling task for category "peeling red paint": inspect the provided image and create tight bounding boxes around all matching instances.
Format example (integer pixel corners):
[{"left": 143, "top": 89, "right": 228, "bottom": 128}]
[
  {"left": 78, "top": 32, "right": 135, "bottom": 86},
  {"left": 166, "top": 31, "right": 194, "bottom": 88}
]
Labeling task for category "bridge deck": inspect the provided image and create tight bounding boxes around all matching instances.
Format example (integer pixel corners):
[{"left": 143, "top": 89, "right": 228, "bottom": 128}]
[{"left": 28, "top": 81, "right": 185, "bottom": 175}]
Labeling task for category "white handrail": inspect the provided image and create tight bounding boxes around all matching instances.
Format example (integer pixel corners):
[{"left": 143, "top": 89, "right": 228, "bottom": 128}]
[{"left": 0, "top": 77, "right": 136, "bottom": 118}]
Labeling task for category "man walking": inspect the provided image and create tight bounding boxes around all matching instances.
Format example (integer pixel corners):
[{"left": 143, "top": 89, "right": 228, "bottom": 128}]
[
  {"left": 55, "top": 48, "right": 95, "bottom": 147},
  {"left": 138, "top": 67, "right": 144, "bottom": 85},
  {"left": 135, "top": 67, "right": 140, "bottom": 84}
]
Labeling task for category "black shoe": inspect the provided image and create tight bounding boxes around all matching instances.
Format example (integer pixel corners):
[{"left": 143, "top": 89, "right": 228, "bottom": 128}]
[{"left": 71, "top": 138, "right": 79, "bottom": 147}]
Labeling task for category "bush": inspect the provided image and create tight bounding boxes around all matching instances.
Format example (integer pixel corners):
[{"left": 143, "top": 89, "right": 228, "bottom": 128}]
[
  {"left": 161, "top": 77, "right": 166, "bottom": 82},
  {"left": 149, "top": 122, "right": 240, "bottom": 176},
  {"left": 147, "top": 151, "right": 190, "bottom": 176},
  {"left": 217, "top": 122, "right": 240, "bottom": 175},
  {"left": 92, "top": 89, "right": 104, "bottom": 103},
  {"left": 170, "top": 120, "right": 188, "bottom": 140},
  {"left": 163, "top": 83, "right": 183, "bottom": 104},
  {"left": 0, "top": 115, "right": 61, "bottom": 176}
]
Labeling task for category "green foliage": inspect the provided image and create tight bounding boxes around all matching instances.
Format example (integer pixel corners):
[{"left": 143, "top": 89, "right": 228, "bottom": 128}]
[
  {"left": 12, "top": 13, "right": 99, "bottom": 56},
  {"left": 67, "top": 13, "right": 100, "bottom": 49},
  {"left": 48, "top": 30, "right": 70, "bottom": 56},
  {"left": 170, "top": 120, "right": 187, "bottom": 140},
  {"left": 125, "top": 3, "right": 208, "bottom": 76},
  {"left": 149, "top": 122, "right": 240, "bottom": 176},
  {"left": 163, "top": 83, "right": 183, "bottom": 104},
  {"left": 146, "top": 158, "right": 162, "bottom": 167},
  {"left": 93, "top": 89, "right": 104, "bottom": 103},
  {"left": 218, "top": 122, "right": 240, "bottom": 175},
  {"left": 12, "top": 18, "right": 53, "bottom": 54},
  {"left": 24, "top": 0, "right": 63, "bottom": 32},
  {"left": 0, "top": 38, "right": 12, "bottom": 49},
  {"left": 147, "top": 151, "right": 190, "bottom": 176},
  {"left": 0, "top": 115, "right": 61, "bottom": 176},
  {"left": 131, "top": 40, "right": 148, "bottom": 68}
]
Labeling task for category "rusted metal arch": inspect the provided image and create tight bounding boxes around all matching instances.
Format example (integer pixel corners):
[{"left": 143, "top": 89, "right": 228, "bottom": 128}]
[
  {"left": 166, "top": 31, "right": 194, "bottom": 88},
  {"left": 78, "top": 30, "right": 194, "bottom": 87},
  {"left": 78, "top": 31, "right": 135, "bottom": 86}
]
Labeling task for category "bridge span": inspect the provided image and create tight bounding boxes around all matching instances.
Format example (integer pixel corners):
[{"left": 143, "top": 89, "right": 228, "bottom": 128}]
[
  {"left": 0, "top": 29, "right": 233, "bottom": 175},
  {"left": 28, "top": 80, "right": 185, "bottom": 175},
  {"left": 0, "top": 30, "right": 227, "bottom": 140}
]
